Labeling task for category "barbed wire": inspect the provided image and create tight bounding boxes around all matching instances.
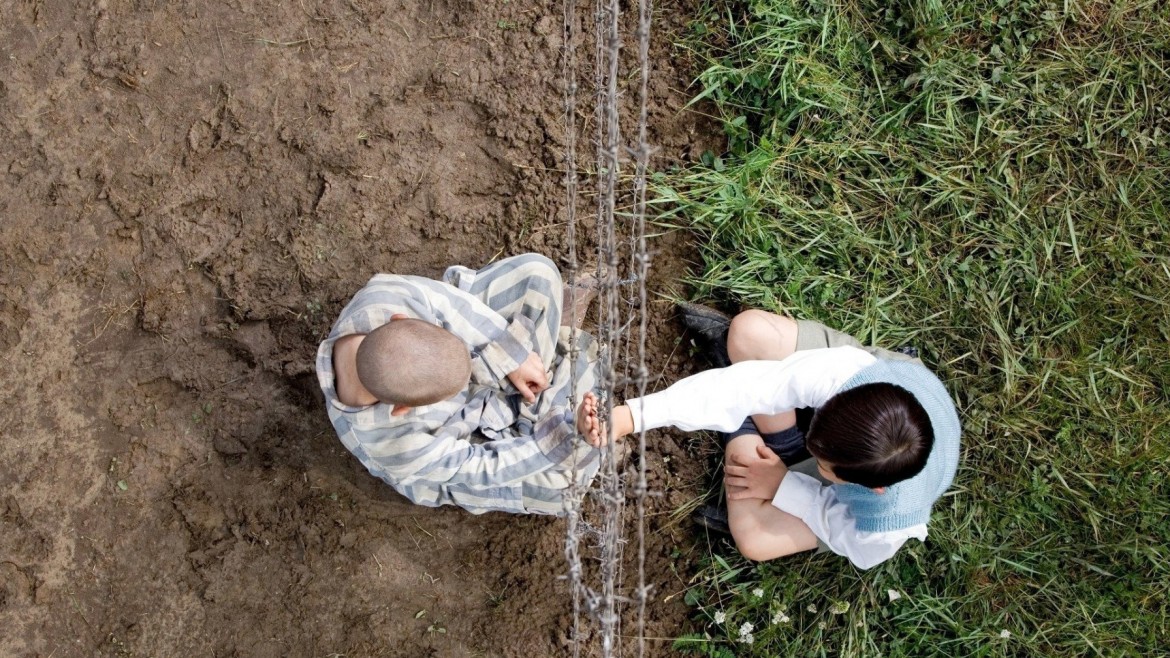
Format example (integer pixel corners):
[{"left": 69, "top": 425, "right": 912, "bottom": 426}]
[
  {"left": 596, "top": 0, "right": 623, "bottom": 651},
  {"left": 561, "top": 0, "right": 585, "bottom": 654},
  {"left": 631, "top": 1, "right": 655, "bottom": 654},
  {"left": 560, "top": 0, "right": 654, "bottom": 654}
]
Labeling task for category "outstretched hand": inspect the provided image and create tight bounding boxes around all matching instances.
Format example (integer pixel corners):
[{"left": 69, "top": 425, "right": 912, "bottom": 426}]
[
  {"left": 507, "top": 352, "right": 549, "bottom": 404},
  {"left": 725, "top": 444, "right": 788, "bottom": 501},
  {"left": 575, "top": 395, "right": 635, "bottom": 449},
  {"left": 576, "top": 392, "right": 603, "bottom": 446}
]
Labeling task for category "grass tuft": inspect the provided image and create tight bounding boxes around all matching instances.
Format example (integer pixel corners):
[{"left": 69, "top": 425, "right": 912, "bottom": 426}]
[{"left": 658, "top": 0, "right": 1170, "bottom": 655}]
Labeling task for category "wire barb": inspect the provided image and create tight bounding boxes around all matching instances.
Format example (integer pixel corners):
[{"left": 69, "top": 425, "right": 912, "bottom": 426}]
[{"left": 560, "top": 0, "right": 655, "bottom": 655}]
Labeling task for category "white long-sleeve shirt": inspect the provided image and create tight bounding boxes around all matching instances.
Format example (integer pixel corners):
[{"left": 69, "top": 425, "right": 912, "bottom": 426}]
[{"left": 627, "top": 347, "right": 928, "bottom": 569}]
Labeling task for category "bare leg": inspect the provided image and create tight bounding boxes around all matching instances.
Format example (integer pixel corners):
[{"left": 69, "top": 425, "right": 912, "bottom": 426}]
[
  {"left": 727, "top": 310, "right": 801, "bottom": 434},
  {"left": 724, "top": 433, "right": 818, "bottom": 560},
  {"left": 723, "top": 310, "right": 819, "bottom": 560}
]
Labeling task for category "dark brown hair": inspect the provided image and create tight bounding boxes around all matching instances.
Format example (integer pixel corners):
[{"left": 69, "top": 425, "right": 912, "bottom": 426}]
[{"left": 806, "top": 383, "right": 934, "bottom": 489}]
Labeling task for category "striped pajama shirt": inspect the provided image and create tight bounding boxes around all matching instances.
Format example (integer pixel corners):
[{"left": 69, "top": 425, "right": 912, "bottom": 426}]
[{"left": 315, "top": 254, "right": 601, "bottom": 515}]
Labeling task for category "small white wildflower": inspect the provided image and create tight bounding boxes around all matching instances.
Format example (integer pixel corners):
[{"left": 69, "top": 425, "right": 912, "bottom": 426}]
[
  {"left": 830, "top": 601, "right": 850, "bottom": 615},
  {"left": 887, "top": 589, "right": 902, "bottom": 602},
  {"left": 999, "top": 629, "right": 1011, "bottom": 639},
  {"left": 818, "top": 621, "right": 827, "bottom": 630},
  {"left": 752, "top": 587, "right": 765, "bottom": 598},
  {"left": 738, "top": 621, "right": 754, "bottom": 637},
  {"left": 713, "top": 611, "right": 726, "bottom": 625},
  {"left": 772, "top": 610, "right": 790, "bottom": 625},
  {"left": 740, "top": 633, "right": 755, "bottom": 645},
  {"left": 807, "top": 603, "right": 818, "bottom": 613}
]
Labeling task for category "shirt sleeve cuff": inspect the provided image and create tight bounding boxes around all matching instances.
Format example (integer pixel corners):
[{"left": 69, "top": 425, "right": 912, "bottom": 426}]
[
  {"left": 478, "top": 316, "right": 535, "bottom": 381},
  {"left": 771, "top": 470, "right": 823, "bottom": 517},
  {"left": 625, "top": 395, "right": 663, "bottom": 433}
]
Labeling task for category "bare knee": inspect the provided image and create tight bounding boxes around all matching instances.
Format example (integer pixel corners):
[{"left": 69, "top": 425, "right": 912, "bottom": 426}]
[
  {"left": 732, "top": 531, "right": 778, "bottom": 563},
  {"left": 734, "top": 538, "right": 768, "bottom": 562},
  {"left": 726, "top": 497, "right": 777, "bottom": 562},
  {"left": 732, "top": 528, "right": 810, "bottom": 562},
  {"left": 727, "top": 310, "right": 798, "bottom": 363}
]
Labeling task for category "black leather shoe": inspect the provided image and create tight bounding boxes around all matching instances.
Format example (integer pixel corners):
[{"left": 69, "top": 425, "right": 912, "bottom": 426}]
[
  {"left": 692, "top": 503, "right": 731, "bottom": 536},
  {"left": 678, "top": 302, "right": 732, "bottom": 368},
  {"left": 678, "top": 302, "right": 731, "bottom": 339}
]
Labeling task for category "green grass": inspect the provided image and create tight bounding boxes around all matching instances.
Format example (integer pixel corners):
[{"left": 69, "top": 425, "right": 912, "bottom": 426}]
[{"left": 654, "top": 0, "right": 1170, "bottom": 655}]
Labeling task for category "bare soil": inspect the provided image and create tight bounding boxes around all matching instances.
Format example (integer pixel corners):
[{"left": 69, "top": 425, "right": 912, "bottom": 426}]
[{"left": 0, "top": 0, "right": 721, "bottom": 656}]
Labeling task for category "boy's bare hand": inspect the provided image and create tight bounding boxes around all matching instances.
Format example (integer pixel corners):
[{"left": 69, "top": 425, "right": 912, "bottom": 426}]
[
  {"left": 725, "top": 444, "right": 787, "bottom": 501},
  {"left": 575, "top": 396, "right": 635, "bottom": 449},
  {"left": 576, "top": 392, "right": 602, "bottom": 446},
  {"left": 507, "top": 352, "right": 549, "bottom": 404}
]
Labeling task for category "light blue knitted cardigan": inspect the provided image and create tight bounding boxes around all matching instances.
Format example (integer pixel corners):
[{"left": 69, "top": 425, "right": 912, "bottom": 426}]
[{"left": 831, "top": 360, "right": 961, "bottom": 532}]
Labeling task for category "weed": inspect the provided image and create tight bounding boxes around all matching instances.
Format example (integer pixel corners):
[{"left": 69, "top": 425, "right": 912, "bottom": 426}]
[{"left": 487, "top": 583, "right": 511, "bottom": 608}]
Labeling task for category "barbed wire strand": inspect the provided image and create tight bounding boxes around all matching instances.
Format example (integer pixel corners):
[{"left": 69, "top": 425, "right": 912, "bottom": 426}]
[
  {"left": 560, "top": 0, "right": 584, "bottom": 655},
  {"left": 561, "top": 0, "right": 654, "bottom": 653},
  {"left": 632, "top": 0, "right": 654, "bottom": 654},
  {"left": 594, "top": 0, "right": 619, "bottom": 650}
]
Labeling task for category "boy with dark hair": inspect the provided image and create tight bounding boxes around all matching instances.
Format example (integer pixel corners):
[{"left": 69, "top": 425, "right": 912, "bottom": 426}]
[{"left": 589, "top": 308, "right": 960, "bottom": 569}]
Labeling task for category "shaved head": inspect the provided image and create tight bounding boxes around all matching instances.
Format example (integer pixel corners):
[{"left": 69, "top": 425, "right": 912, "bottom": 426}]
[{"left": 355, "top": 318, "right": 472, "bottom": 407}]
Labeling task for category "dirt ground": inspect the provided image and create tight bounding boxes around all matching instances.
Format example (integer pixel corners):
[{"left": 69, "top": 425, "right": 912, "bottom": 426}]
[{"left": 0, "top": 0, "right": 723, "bottom": 656}]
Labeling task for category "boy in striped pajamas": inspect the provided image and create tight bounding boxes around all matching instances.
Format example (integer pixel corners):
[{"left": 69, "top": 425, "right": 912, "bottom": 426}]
[{"left": 316, "top": 253, "right": 604, "bottom": 515}]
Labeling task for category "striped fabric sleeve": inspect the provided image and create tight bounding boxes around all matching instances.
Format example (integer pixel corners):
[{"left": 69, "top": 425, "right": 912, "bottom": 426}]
[
  {"left": 345, "top": 408, "right": 580, "bottom": 490},
  {"left": 410, "top": 482, "right": 528, "bottom": 515},
  {"left": 341, "top": 274, "right": 532, "bottom": 383}
]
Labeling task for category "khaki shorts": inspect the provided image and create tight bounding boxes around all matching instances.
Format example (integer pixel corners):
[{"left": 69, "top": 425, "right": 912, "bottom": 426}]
[{"left": 794, "top": 319, "right": 918, "bottom": 362}]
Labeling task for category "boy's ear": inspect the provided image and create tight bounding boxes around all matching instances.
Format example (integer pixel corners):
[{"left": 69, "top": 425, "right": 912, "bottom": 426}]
[
  {"left": 391, "top": 313, "right": 409, "bottom": 321},
  {"left": 872, "top": 487, "right": 886, "bottom": 495},
  {"left": 390, "top": 404, "right": 412, "bottom": 416}
]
